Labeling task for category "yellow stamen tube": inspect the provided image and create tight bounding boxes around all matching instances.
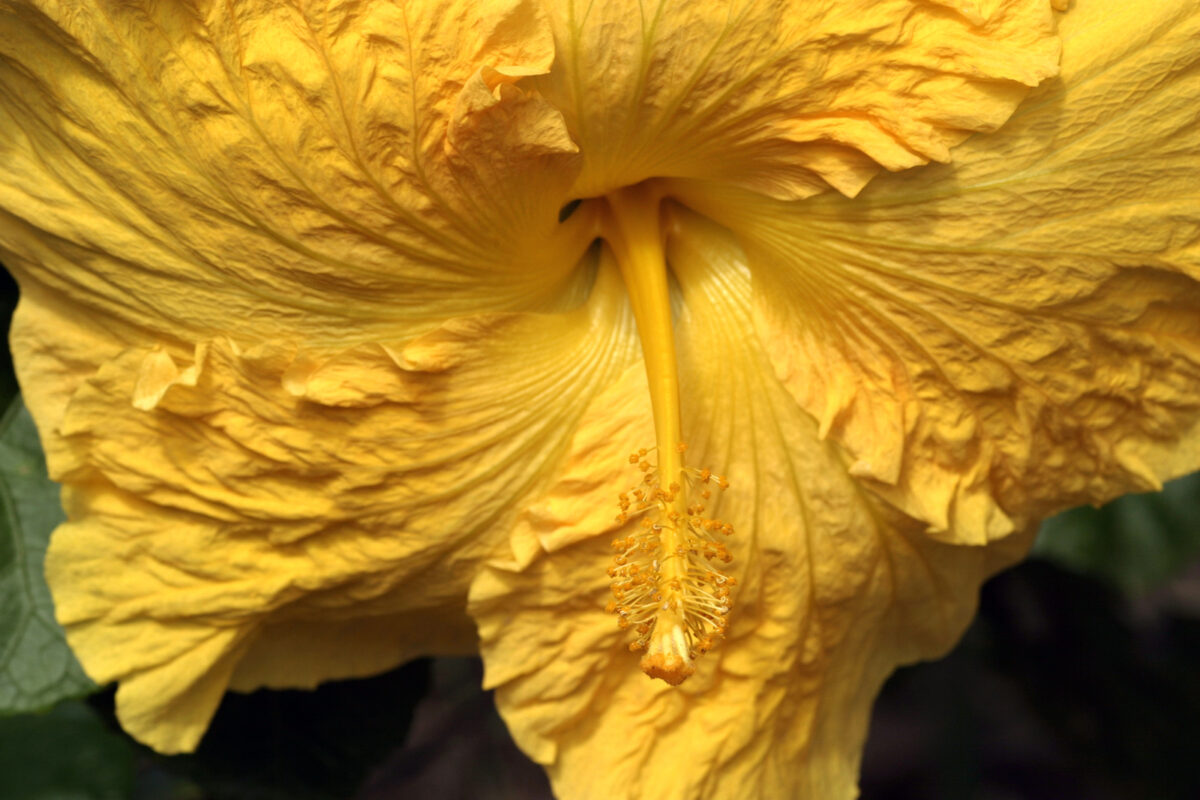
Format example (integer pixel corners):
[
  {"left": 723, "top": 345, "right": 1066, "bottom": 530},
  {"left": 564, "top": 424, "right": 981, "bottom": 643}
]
[{"left": 601, "top": 183, "right": 735, "bottom": 685}]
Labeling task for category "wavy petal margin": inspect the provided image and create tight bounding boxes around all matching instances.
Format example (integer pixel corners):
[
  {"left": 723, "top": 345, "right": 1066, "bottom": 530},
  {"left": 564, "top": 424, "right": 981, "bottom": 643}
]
[
  {"left": 0, "top": 0, "right": 588, "bottom": 344},
  {"left": 472, "top": 213, "right": 1036, "bottom": 799},
  {"left": 18, "top": 258, "right": 636, "bottom": 752},
  {"left": 472, "top": 1, "right": 1200, "bottom": 797},
  {"left": 539, "top": 0, "right": 1061, "bottom": 199},
  {"left": 0, "top": 0, "right": 629, "bottom": 754},
  {"left": 674, "top": 0, "right": 1200, "bottom": 545}
]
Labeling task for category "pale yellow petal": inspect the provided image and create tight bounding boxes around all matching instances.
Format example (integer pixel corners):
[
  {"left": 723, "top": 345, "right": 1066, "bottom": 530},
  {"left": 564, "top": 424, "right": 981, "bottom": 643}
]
[
  {"left": 471, "top": 214, "right": 1031, "bottom": 799},
  {"left": 539, "top": 0, "right": 1061, "bottom": 199},
  {"left": 670, "top": 0, "right": 1200, "bottom": 545},
  {"left": 0, "top": 0, "right": 588, "bottom": 344},
  {"left": 27, "top": 257, "right": 638, "bottom": 753}
]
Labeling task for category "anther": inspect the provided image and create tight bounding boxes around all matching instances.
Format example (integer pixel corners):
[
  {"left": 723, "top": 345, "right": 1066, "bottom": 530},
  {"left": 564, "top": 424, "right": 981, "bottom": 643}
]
[{"left": 605, "top": 446, "right": 737, "bottom": 685}]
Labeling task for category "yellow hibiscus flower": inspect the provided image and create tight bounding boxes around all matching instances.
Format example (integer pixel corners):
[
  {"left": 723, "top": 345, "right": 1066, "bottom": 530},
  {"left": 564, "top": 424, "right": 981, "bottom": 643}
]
[{"left": 1, "top": 0, "right": 1198, "bottom": 797}]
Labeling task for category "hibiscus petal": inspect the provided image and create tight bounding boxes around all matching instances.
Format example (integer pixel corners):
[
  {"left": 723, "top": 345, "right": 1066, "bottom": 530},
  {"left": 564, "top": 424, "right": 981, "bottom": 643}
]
[
  {"left": 19, "top": 253, "right": 637, "bottom": 752},
  {"left": 672, "top": 0, "right": 1200, "bottom": 545},
  {"left": 539, "top": 0, "right": 1061, "bottom": 199},
  {"left": 0, "top": 0, "right": 588, "bottom": 343},
  {"left": 0, "top": 0, "right": 636, "bottom": 754},
  {"left": 471, "top": 212, "right": 1031, "bottom": 799}
]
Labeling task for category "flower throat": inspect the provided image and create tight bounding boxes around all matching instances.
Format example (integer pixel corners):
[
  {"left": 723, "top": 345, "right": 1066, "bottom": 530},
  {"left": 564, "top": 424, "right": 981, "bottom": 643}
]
[{"left": 599, "top": 183, "right": 737, "bottom": 685}]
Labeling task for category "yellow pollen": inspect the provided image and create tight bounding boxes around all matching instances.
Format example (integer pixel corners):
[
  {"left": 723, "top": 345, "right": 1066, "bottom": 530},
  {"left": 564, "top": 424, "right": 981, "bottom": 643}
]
[{"left": 599, "top": 183, "right": 736, "bottom": 684}]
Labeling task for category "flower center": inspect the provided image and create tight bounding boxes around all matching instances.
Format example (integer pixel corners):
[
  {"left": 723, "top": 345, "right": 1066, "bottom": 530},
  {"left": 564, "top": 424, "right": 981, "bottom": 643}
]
[{"left": 598, "top": 183, "right": 737, "bottom": 684}]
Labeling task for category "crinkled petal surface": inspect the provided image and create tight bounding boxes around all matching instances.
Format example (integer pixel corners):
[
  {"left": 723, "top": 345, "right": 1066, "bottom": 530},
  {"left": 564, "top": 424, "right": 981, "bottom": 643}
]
[
  {"left": 538, "top": 0, "right": 1061, "bottom": 198},
  {"left": 0, "top": 0, "right": 638, "bottom": 752},
  {"left": 675, "top": 0, "right": 1200, "bottom": 541},
  {"left": 472, "top": 213, "right": 1037, "bottom": 799},
  {"left": 0, "top": 0, "right": 591, "bottom": 341},
  {"left": 26, "top": 269, "right": 637, "bottom": 751},
  {"left": 471, "top": 0, "right": 1200, "bottom": 798},
  {"left": 1, "top": 0, "right": 1199, "bottom": 790}
]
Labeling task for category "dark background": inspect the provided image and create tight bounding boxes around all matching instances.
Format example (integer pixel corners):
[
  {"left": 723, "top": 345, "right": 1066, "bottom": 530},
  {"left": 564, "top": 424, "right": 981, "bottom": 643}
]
[{"left": 0, "top": 264, "right": 1198, "bottom": 800}]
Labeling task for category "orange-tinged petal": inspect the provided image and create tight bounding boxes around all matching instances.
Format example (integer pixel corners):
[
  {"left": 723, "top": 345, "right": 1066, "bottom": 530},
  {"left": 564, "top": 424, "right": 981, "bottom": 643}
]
[
  {"left": 670, "top": 0, "right": 1200, "bottom": 545},
  {"left": 471, "top": 213, "right": 1035, "bottom": 799},
  {"left": 539, "top": 0, "right": 1061, "bottom": 199}
]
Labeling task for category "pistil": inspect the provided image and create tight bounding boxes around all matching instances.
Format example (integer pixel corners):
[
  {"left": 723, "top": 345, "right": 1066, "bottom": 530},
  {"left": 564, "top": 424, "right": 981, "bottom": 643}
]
[{"left": 600, "top": 184, "right": 736, "bottom": 685}]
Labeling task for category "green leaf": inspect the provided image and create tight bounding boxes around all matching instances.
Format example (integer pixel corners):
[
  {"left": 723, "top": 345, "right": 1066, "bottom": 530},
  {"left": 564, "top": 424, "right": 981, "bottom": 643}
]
[
  {"left": 0, "top": 699, "right": 136, "bottom": 800},
  {"left": 0, "top": 396, "right": 96, "bottom": 714},
  {"left": 1033, "top": 471, "right": 1200, "bottom": 594}
]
